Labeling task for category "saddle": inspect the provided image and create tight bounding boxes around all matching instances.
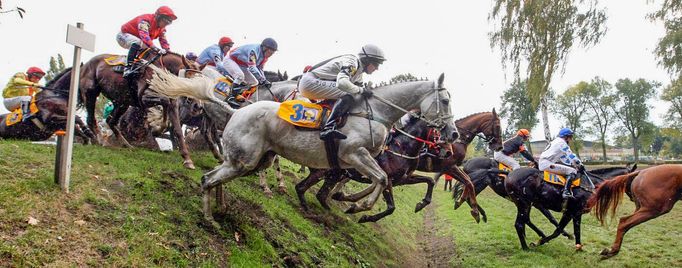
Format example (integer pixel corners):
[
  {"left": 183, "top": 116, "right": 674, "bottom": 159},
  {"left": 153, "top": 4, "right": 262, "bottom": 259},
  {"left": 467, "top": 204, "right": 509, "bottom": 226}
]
[
  {"left": 105, "top": 48, "right": 154, "bottom": 73},
  {"left": 276, "top": 99, "right": 347, "bottom": 130},
  {"left": 5, "top": 97, "right": 39, "bottom": 127},
  {"left": 542, "top": 171, "right": 580, "bottom": 188},
  {"left": 213, "top": 77, "right": 258, "bottom": 101},
  {"left": 498, "top": 162, "right": 512, "bottom": 178}
]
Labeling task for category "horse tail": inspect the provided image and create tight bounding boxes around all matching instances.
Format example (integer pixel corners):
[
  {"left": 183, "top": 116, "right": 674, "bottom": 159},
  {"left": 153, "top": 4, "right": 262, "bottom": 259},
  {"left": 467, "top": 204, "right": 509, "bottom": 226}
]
[
  {"left": 146, "top": 65, "right": 237, "bottom": 115},
  {"left": 586, "top": 170, "right": 640, "bottom": 225}
]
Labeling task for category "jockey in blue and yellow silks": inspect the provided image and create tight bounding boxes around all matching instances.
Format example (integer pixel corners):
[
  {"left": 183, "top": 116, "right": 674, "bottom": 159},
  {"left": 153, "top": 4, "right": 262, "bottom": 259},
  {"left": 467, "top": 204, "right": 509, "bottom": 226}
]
[
  {"left": 2, "top": 66, "right": 44, "bottom": 121},
  {"left": 223, "top": 38, "right": 278, "bottom": 106}
]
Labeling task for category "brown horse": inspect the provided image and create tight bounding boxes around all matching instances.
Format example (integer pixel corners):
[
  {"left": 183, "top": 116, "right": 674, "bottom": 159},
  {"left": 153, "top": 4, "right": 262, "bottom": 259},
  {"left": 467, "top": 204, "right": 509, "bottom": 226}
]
[
  {"left": 587, "top": 164, "right": 682, "bottom": 259},
  {"left": 77, "top": 49, "right": 199, "bottom": 168},
  {"left": 0, "top": 67, "right": 95, "bottom": 142}
]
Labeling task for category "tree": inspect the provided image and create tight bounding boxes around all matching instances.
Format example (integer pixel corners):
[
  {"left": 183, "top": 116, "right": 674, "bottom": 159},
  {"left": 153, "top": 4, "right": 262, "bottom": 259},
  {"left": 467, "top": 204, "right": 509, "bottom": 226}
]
[
  {"left": 0, "top": 1, "right": 26, "bottom": 18},
  {"left": 44, "top": 54, "right": 66, "bottom": 82},
  {"left": 489, "top": 0, "right": 608, "bottom": 142},
  {"left": 551, "top": 81, "right": 591, "bottom": 156},
  {"left": 649, "top": 0, "right": 682, "bottom": 76},
  {"left": 584, "top": 77, "right": 616, "bottom": 163},
  {"left": 612, "top": 78, "right": 660, "bottom": 163},
  {"left": 661, "top": 78, "right": 682, "bottom": 128},
  {"left": 498, "top": 80, "right": 538, "bottom": 154}
]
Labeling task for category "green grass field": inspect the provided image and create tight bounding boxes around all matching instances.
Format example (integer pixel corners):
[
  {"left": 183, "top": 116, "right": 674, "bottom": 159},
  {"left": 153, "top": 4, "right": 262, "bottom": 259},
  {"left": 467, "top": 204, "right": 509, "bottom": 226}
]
[{"left": 0, "top": 139, "right": 680, "bottom": 267}]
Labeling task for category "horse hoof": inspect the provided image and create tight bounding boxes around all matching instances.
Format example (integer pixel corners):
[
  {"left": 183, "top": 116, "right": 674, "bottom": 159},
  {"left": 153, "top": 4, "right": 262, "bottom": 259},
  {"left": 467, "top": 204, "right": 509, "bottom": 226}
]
[
  {"left": 263, "top": 189, "right": 274, "bottom": 198},
  {"left": 470, "top": 210, "right": 481, "bottom": 223},
  {"left": 345, "top": 204, "right": 358, "bottom": 214},
  {"left": 530, "top": 242, "right": 537, "bottom": 248},
  {"left": 482, "top": 214, "right": 488, "bottom": 223},
  {"left": 414, "top": 201, "right": 429, "bottom": 212},
  {"left": 204, "top": 217, "right": 220, "bottom": 229},
  {"left": 183, "top": 161, "right": 196, "bottom": 170},
  {"left": 575, "top": 244, "right": 583, "bottom": 251}
]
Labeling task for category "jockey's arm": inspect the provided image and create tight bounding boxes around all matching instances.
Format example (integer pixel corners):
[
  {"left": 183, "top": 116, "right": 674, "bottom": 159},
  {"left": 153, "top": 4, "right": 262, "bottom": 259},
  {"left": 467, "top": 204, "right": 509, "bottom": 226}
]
[
  {"left": 137, "top": 20, "right": 156, "bottom": 49},
  {"left": 158, "top": 31, "right": 170, "bottom": 50},
  {"left": 519, "top": 147, "right": 535, "bottom": 162},
  {"left": 335, "top": 65, "right": 362, "bottom": 94},
  {"left": 561, "top": 143, "right": 582, "bottom": 167},
  {"left": 12, "top": 76, "right": 37, "bottom": 87},
  {"left": 246, "top": 50, "right": 267, "bottom": 83}
]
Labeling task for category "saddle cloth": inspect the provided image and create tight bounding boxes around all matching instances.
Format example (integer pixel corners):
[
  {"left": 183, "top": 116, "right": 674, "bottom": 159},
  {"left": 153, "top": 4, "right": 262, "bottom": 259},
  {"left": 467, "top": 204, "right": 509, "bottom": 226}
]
[
  {"left": 104, "top": 55, "right": 127, "bottom": 66},
  {"left": 498, "top": 162, "right": 512, "bottom": 178},
  {"left": 543, "top": 171, "right": 580, "bottom": 188},
  {"left": 5, "top": 98, "right": 39, "bottom": 126},
  {"left": 213, "top": 77, "right": 257, "bottom": 101},
  {"left": 277, "top": 100, "right": 331, "bottom": 129}
]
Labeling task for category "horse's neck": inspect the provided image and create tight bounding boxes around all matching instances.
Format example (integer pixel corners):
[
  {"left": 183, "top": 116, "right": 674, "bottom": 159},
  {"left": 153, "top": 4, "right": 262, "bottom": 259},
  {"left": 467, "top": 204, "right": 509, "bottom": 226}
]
[
  {"left": 456, "top": 117, "right": 486, "bottom": 145},
  {"left": 391, "top": 121, "right": 430, "bottom": 152},
  {"left": 360, "top": 82, "right": 432, "bottom": 126}
]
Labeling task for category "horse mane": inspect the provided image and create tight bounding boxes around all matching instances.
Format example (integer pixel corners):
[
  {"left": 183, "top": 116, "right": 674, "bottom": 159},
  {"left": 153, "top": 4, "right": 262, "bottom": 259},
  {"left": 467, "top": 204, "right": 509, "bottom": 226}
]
[
  {"left": 589, "top": 166, "right": 629, "bottom": 174},
  {"left": 455, "top": 111, "right": 492, "bottom": 123},
  {"left": 371, "top": 77, "right": 429, "bottom": 89},
  {"left": 45, "top": 67, "right": 73, "bottom": 88}
]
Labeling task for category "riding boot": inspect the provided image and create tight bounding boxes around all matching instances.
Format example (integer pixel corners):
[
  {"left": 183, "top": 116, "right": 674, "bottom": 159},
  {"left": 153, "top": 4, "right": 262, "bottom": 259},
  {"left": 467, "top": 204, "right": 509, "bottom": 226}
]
[
  {"left": 225, "top": 83, "right": 246, "bottom": 108},
  {"left": 123, "top": 43, "right": 141, "bottom": 78},
  {"left": 20, "top": 100, "right": 32, "bottom": 122},
  {"left": 320, "top": 94, "right": 354, "bottom": 140},
  {"left": 562, "top": 173, "right": 577, "bottom": 200}
]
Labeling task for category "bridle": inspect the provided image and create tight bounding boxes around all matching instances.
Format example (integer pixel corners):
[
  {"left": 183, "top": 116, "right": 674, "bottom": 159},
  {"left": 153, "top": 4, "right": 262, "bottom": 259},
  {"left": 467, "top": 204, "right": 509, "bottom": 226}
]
[{"left": 370, "top": 85, "right": 453, "bottom": 129}]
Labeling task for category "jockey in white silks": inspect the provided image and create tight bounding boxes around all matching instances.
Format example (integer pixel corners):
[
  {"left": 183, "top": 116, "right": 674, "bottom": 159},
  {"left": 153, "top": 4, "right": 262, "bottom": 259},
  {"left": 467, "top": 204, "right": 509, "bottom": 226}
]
[
  {"left": 298, "top": 44, "right": 386, "bottom": 141},
  {"left": 538, "top": 128, "right": 585, "bottom": 200}
]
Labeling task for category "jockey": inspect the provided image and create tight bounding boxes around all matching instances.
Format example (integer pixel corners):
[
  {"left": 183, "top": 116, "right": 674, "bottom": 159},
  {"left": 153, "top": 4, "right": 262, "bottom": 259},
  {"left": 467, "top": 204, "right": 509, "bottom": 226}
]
[
  {"left": 223, "top": 38, "right": 278, "bottom": 106},
  {"left": 2, "top": 67, "right": 44, "bottom": 121},
  {"left": 298, "top": 44, "right": 385, "bottom": 140},
  {"left": 538, "top": 128, "right": 585, "bottom": 199},
  {"left": 117, "top": 6, "right": 177, "bottom": 77},
  {"left": 185, "top": 52, "right": 198, "bottom": 61},
  {"left": 493, "top": 129, "right": 537, "bottom": 170},
  {"left": 197, "top": 36, "right": 234, "bottom": 80}
]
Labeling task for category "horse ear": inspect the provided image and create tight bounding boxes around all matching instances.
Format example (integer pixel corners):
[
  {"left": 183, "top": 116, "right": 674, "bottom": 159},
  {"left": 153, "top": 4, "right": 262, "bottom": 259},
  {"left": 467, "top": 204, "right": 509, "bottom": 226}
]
[
  {"left": 283, "top": 71, "right": 288, "bottom": 80},
  {"left": 631, "top": 163, "right": 637, "bottom": 172},
  {"left": 437, "top": 73, "right": 445, "bottom": 88},
  {"left": 492, "top": 107, "right": 497, "bottom": 116}
]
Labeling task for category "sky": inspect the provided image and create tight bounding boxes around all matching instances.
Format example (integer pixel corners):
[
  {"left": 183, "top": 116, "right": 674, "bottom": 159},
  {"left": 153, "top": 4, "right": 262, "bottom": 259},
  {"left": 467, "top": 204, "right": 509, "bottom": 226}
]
[{"left": 0, "top": 0, "right": 674, "bottom": 141}]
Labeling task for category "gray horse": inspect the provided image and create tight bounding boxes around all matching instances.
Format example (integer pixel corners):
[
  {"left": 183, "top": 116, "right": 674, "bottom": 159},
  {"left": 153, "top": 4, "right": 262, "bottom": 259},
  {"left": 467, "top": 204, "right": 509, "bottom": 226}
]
[{"left": 147, "top": 66, "right": 457, "bottom": 222}]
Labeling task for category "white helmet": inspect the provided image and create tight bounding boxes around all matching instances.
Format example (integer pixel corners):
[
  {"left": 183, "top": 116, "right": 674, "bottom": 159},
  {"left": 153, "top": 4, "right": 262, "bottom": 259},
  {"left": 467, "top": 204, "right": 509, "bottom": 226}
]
[{"left": 358, "top": 44, "right": 386, "bottom": 63}]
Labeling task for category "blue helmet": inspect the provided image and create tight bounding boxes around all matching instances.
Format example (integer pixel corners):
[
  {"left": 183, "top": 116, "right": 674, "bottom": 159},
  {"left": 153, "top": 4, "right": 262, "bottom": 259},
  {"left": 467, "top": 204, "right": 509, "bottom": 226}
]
[
  {"left": 261, "top": 38, "right": 278, "bottom": 51},
  {"left": 558, "top": 128, "right": 574, "bottom": 138}
]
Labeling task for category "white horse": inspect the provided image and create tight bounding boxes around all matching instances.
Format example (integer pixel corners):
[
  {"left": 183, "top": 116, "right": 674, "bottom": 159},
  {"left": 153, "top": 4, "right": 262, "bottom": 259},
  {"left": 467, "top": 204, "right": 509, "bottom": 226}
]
[{"left": 147, "top": 66, "right": 458, "bottom": 222}]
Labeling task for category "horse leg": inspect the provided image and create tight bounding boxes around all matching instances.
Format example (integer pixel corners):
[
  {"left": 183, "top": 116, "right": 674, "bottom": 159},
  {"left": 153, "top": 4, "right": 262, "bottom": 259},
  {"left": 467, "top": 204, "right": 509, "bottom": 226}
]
[
  {"left": 108, "top": 104, "right": 133, "bottom": 148},
  {"left": 258, "top": 171, "right": 274, "bottom": 198},
  {"left": 536, "top": 211, "right": 573, "bottom": 246},
  {"left": 537, "top": 206, "right": 573, "bottom": 239},
  {"left": 358, "top": 187, "right": 395, "bottom": 223},
  {"left": 341, "top": 148, "right": 388, "bottom": 214},
  {"left": 202, "top": 117, "right": 223, "bottom": 162},
  {"left": 294, "top": 168, "right": 325, "bottom": 210},
  {"left": 168, "top": 99, "right": 194, "bottom": 169},
  {"left": 445, "top": 166, "right": 481, "bottom": 223},
  {"left": 524, "top": 210, "right": 547, "bottom": 240},
  {"left": 513, "top": 202, "right": 532, "bottom": 250},
  {"left": 200, "top": 163, "right": 241, "bottom": 224},
  {"left": 84, "top": 92, "right": 101, "bottom": 144},
  {"left": 601, "top": 207, "right": 669, "bottom": 259},
  {"left": 273, "top": 156, "right": 287, "bottom": 193},
  {"left": 320, "top": 176, "right": 347, "bottom": 209},
  {"left": 392, "top": 175, "right": 434, "bottom": 213},
  {"left": 573, "top": 214, "right": 583, "bottom": 251}
]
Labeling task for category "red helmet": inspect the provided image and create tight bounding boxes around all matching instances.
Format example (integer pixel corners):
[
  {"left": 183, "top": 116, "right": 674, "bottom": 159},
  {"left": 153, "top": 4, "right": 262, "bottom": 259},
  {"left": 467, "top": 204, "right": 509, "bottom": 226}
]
[
  {"left": 155, "top": 6, "right": 177, "bottom": 20},
  {"left": 219, "top": 37, "right": 234, "bottom": 47},
  {"left": 517, "top": 129, "right": 530, "bottom": 137},
  {"left": 26, "top": 66, "right": 45, "bottom": 76},
  {"left": 303, "top": 65, "right": 313, "bottom": 73}
]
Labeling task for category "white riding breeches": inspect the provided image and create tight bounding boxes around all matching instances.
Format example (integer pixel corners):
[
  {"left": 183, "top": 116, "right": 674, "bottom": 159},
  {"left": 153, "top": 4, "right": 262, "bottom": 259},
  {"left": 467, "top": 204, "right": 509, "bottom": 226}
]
[
  {"left": 494, "top": 151, "right": 521, "bottom": 170},
  {"left": 3, "top": 96, "right": 31, "bottom": 111},
  {"left": 201, "top": 66, "right": 224, "bottom": 80},
  {"left": 298, "top": 72, "right": 348, "bottom": 100},
  {"left": 116, "top": 32, "right": 143, "bottom": 49},
  {"left": 539, "top": 160, "right": 576, "bottom": 175},
  {"left": 224, "top": 58, "right": 258, "bottom": 86}
]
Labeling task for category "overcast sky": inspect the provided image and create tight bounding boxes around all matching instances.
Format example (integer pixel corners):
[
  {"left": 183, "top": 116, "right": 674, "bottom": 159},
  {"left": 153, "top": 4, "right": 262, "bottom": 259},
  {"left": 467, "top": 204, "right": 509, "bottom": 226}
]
[{"left": 0, "top": 0, "right": 673, "bottom": 141}]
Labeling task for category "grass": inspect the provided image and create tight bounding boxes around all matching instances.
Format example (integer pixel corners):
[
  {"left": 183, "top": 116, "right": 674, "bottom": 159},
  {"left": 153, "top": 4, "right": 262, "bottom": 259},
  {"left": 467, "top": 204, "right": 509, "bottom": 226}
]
[
  {"left": 434, "top": 176, "right": 682, "bottom": 267},
  {"left": 0, "top": 139, "right": 438, "bottom": 267}
]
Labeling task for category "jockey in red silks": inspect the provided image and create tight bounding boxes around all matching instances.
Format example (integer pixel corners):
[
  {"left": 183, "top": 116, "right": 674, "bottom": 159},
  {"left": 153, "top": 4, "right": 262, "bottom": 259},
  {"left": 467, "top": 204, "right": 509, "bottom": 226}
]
[{"left": 116, "top": 6, "right": 177, "bottom": 77}]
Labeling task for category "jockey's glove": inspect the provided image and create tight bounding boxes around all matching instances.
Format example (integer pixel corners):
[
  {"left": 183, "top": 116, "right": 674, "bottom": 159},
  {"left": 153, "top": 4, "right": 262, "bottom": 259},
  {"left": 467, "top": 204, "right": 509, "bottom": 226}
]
[
  {"left": 260, "top": 80, "right": 272, "bottom": 88},
  {"left": 157, "top": 48, "right": 167, "bottom": 55}
]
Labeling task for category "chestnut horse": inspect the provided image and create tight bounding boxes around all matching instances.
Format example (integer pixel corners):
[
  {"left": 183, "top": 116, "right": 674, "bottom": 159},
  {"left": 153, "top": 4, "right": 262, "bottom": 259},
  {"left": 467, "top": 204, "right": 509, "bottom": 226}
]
[
  {"left": 77, "top": 49, "right": 199, "bottom": 168},
  {"left": 0, "top": 67, "right": 95, "bottom": 142},
  {"left": 587, "top": 164, "right": 682, "bottom": 259}
]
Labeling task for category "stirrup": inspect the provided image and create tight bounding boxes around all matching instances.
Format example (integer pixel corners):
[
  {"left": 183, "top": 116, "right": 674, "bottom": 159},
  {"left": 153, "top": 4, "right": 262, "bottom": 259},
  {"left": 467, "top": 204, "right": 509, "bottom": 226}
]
[
  {"left": 225, "top": 97, "right": 241, "bottom": 109},
  {"left": 320, "top": 128, "right": 347, "bottom": 140}
]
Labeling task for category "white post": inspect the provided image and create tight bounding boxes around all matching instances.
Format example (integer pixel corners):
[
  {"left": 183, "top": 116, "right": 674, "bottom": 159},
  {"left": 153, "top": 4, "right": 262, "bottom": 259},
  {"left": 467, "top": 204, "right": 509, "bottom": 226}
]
[{"left": 58, "top": 23, "right": 95, "bottom": 192}]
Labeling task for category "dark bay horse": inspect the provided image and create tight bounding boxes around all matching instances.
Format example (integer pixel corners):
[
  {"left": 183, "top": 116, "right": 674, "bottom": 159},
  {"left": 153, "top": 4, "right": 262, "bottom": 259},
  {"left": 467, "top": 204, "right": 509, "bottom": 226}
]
[
  {"left": 295, "top": 114, "right": 480, "bottom": 223},
  {"left": 77, "top": 50, "right": 199, "bottom": 168},
  {"left": 587, "top": 164, "right": 682, "bottom": 259},
  {"left": 0, "top": 68, "right": 95, "bottom": 142},
  {"left": 505, "top": 165, "right": 637, "bottom": 250},
  {"left": 454, "top": 157, "right": 572, "bottom": 238}
]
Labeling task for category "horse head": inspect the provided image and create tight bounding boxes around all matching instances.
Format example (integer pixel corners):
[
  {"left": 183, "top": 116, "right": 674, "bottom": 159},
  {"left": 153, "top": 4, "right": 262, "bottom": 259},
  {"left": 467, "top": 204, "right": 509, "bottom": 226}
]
[
  {"left": 419, "top": 73, "right": 457, "bottom": 143},
  {"left": 487, "top": 108, "right": 503, "bottom": 151}
]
